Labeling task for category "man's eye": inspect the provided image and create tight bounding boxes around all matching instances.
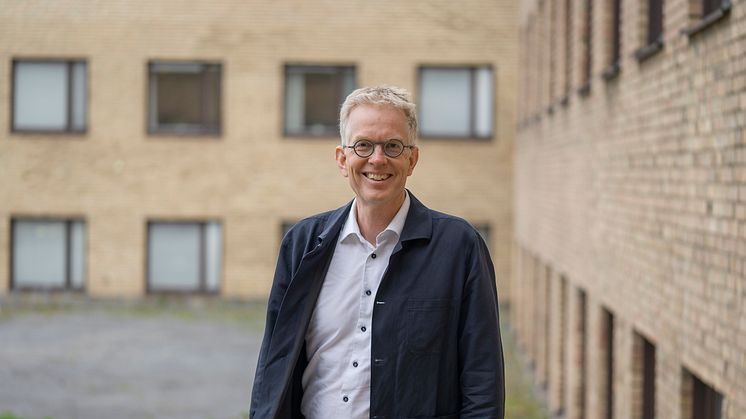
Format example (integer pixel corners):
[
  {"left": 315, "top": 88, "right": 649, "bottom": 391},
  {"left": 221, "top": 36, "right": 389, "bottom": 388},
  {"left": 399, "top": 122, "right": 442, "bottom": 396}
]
[
  {"left": 355, "top": 141, "right": 373, "bottom": 151},
  {"left": 385, "top": 142, "right": 403, "bottom": 153}
]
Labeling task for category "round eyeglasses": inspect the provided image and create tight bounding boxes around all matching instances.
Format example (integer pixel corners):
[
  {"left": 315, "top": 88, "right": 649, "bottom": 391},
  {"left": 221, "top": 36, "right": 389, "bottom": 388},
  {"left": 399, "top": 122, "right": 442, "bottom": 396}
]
[{"left": 343, "top": 139, "right": 415, "bottom": 158}]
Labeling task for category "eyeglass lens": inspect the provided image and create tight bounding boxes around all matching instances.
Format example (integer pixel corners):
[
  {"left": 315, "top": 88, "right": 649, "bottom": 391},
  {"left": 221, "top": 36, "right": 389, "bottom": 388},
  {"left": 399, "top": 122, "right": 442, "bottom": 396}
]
[{"left": 352, "top": 140, "right": 405, "bottom": 158}]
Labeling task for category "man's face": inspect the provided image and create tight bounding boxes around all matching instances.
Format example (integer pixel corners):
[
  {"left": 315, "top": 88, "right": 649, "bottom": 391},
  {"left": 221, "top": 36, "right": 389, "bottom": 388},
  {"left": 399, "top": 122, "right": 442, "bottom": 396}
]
[{"left": 336, "top": 104, "right": 419, "bottom": 213}]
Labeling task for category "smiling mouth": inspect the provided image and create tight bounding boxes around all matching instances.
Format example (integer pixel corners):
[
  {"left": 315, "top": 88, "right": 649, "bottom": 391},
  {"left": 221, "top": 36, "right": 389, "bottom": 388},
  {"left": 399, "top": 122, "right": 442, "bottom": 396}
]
[{"left": 365, "top": 173, "right": 392, "bottom": 181}]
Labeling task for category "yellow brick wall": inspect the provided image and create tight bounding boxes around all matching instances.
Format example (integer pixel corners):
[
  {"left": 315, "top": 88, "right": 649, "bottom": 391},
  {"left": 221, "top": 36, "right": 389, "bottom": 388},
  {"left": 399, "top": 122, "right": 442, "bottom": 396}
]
[
  {"left": 0, "top": 0, "right": 517, "bottom": 300},
  {"left": 514, "top": 0, "right": 746, "bottom": 417}
]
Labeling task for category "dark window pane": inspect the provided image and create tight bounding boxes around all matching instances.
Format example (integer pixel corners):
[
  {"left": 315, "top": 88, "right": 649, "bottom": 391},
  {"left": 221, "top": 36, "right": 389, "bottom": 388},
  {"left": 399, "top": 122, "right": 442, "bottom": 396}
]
[
  {"left": 148, "top": 62, "right": 221, "bottom": 135},
  {"left": 284, "top": 65, "right": 355, "bottom": 136},
  {"left": 648, "top": 0, "right": 663, "bottom": 45}
]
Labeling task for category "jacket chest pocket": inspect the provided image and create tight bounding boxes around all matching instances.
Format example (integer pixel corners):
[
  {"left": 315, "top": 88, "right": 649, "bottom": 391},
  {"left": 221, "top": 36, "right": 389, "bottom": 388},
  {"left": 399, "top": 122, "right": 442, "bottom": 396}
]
[{"left": 406, "top": 299, "right": 452, "bottom": 354}]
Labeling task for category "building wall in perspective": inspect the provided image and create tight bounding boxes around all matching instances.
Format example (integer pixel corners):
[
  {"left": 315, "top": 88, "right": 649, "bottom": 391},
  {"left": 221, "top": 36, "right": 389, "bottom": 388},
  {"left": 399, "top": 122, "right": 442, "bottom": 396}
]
[
  {"left": 513, "top": 0, "right": 745, "bottom": 418},
  {"left": 0, "top": 1, "right": 516, "bottom": 300}
]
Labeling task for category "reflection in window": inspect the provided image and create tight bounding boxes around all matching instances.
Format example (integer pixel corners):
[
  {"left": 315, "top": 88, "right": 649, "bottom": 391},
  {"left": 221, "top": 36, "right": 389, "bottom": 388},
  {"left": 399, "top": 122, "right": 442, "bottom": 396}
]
[
  {"left": 12, "top": 219, "right": 86, "bottom": 290},
  {"left": 148, "top": 62, "right": 221, "bottom": 135},
  {"left": 418, "top": 66, "right": 494, "bottom": 138},
  {"left": 12, "top": 60, "right": 87, "bottom": 132},
  {"left": 284, "top": 65, "right": 356, "bottom": 136},
  {"left": 147, "top": 221, "right": 222, "bottom": 293}
]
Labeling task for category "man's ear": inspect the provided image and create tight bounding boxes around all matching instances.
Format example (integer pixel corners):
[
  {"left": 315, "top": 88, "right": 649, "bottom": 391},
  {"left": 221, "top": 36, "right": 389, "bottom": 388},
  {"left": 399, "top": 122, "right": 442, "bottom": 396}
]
[
  {"left": 335, "top": 146, "right": 349, "bottom": 177},
  {"left": 407, "top": 146, "right": 419, "bottom": 176}
]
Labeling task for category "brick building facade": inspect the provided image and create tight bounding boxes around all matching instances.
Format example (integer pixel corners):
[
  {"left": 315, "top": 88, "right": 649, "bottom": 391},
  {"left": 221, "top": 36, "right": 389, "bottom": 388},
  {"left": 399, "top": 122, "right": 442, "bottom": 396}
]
[
  {"left": 513, "top": 0, "right": 745, "bottom": 418},
  {"left": 0, "top": 1, "right": 516, "bottom": 299}
]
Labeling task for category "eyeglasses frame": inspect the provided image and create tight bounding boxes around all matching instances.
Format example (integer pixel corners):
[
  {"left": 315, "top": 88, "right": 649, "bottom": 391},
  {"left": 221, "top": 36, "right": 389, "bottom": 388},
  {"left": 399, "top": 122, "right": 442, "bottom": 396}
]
[{"left": 342, "top": 139, "right": 416, "bottom": 158}]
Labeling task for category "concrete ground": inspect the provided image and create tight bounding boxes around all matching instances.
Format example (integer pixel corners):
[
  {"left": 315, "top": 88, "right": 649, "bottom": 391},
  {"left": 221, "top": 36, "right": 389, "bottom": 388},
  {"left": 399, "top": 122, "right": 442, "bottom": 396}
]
[
  {"left": 0, "top": 297, "right": 264, "bottom": 419},
  {"left": 0, "top": 297, "right": 547, "bottom": 419}
]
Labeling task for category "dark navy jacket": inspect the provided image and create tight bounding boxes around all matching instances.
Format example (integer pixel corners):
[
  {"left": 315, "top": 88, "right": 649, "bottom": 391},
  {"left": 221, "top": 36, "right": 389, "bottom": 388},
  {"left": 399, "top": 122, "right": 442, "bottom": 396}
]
[{"left": 250, "top": 193, "right": 504, "bottom": 419}]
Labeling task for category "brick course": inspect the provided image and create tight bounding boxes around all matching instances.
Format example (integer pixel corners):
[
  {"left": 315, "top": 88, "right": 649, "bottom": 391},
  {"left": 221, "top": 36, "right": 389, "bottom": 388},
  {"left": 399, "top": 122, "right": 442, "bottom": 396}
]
[{"left": 514, "top": 0, "right": 746, "bottom": 417}]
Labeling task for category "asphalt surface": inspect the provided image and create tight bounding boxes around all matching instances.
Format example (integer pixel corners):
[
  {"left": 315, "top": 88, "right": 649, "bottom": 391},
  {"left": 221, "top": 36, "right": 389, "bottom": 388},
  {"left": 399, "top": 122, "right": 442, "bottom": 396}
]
[{"left": 0, "top": 301, "right": 263, "bottom": 419}]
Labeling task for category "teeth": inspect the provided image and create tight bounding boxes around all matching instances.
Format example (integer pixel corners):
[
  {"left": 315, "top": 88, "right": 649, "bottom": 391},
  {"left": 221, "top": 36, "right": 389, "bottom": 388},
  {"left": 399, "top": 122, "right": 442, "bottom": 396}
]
[{"left": 366, "top": 173, "right": 390, "bottom": 181}]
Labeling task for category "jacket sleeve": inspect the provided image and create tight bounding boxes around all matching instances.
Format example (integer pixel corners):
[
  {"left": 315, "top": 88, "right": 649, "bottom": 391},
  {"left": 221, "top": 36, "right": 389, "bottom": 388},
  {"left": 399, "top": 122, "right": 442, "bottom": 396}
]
[
  {"left": 249, "top": 238, "right": 294, "bottom": 418},
  {"left": 458, "top": 233, "right": 505, "bottom": 419}
]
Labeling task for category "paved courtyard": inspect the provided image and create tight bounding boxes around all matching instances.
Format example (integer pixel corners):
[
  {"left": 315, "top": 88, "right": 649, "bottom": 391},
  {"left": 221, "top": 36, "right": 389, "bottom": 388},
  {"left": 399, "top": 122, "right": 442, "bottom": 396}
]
[
  {"left": 0, "top": 298, "right": 263, "bottom": 419},
  {"left": 0, "top": 297, "right": 546, "bottom": 419}
]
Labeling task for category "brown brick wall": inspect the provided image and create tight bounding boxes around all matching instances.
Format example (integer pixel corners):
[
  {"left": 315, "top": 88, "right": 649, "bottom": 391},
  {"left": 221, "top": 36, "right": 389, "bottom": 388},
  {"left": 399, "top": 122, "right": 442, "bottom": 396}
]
[
  {"left": 514, "top": 0, "right": 745, "bottom": 417},
  {"left": 0, "top": 0, "right": 516, "bottom": 299}
]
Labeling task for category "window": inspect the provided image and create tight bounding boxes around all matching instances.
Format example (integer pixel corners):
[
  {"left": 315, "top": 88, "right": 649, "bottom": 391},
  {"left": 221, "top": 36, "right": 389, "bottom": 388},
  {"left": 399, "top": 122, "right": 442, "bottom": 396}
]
[
  {"left": 681, "top": 368, "right": 722, "bottom": 419},
  {"left": 12, "top": 60, "right": 87, "bottom": 133},
  {"left": 418, "top": 66, "right": 494, "bottom": 139},
  {"left": 602, "top": 0, "right": 622, "bottom": 80},
  {"left": 148, "top": 62, "right": 221, "bottom": 135},
  {"left": 562, "top": 0, "right": 573, "bottom": 102},
  {"left": 579, "top": 0, "right": 593, "bottom": 95},
  {"left": 682, "top": 0, "right": 731, "bottom": 36},
  {"left": 635, "top": 0, "right": 664, "bottom": 60},
  {"left": 284, "top": 65, "right": 355, "bottom": 136},
  {"left": 573, "top": 288, "right": 588, "bottom": 419},
  {"left": 553, "top": 275, "right": 568, "bottom": 415},
  {"left": 599, "top": 308, "right": 615, "bottom": 419},
  {"left": 11, "top": 219, "right": 85, "bottom": 290},
  {"left": 633, "top": 332, "right": 656, "bottom": 419},
  {"left": 147, "top": 221, "right": 222, "bottom": 293}
]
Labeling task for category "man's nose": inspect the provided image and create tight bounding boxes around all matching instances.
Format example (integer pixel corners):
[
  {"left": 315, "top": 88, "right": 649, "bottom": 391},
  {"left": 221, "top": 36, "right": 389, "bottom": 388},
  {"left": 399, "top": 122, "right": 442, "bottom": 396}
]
[{"left": 368, "top": 145, "right": 388, "bottom": 163}]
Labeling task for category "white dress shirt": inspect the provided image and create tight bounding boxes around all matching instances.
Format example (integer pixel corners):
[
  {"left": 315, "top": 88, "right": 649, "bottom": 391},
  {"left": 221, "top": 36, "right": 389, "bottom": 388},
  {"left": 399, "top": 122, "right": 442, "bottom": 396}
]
[{"left": 301, "top": 192, "right": 411, "bottom": 419}]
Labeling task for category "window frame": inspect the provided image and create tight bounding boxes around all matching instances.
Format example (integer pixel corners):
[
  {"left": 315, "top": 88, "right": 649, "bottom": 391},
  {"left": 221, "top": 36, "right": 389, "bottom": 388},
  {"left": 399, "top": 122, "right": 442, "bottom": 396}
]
[
  {"left": 10, "top": 58, "right": 88, "bottom": 135},
  {"left": 681, "top": 0, "right": 731, "bottom": 37},
  {"left": 9, "top": 217, "right": 87, "bottom": 292},
  {"left": 634, "top": 0, "right": 665, "bottom": 62},
  {"left": 681, "top": 368, "right": 723, "bottom": 419},
  {"left": 145, "top": 220, "right": 223, "bottom": 295},
  {"left": 578, "top": 0, "right": 593, "bottom": 96},
  {"left": 602, "top": 0, "right": 623, "bottom": 81},
  {"left": 282, "top": 64, "right": 356, "bottom": 138},
  {"left": 146, "top": 60, "right": 223, "bottom": 137},
  {"left": 416, "top": 65, "right": 496, "bottom": 141}
]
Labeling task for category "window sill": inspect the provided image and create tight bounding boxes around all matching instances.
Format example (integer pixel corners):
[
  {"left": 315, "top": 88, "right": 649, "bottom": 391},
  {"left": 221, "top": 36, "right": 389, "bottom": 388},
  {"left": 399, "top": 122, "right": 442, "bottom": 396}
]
[
  {"left": 148, "top": 130, "right": 221, "bottom": 138},
  {"left": 681, "top": 2, "right": 731, "bottom": 37},
  {"left": 283, "top": 132, "right": 340, "bottom": 140},
  {"left": 11, "top": 129, "right": 87, "bottom": 136},
  {"left": 602, "top": 63, "right": 620, "bottom": 81},
  {"left": 419, "top": 135, "right": 494, "bottom": 142},
  {"left": 634, "top": 40, "right": 664, "bottom": 62}
]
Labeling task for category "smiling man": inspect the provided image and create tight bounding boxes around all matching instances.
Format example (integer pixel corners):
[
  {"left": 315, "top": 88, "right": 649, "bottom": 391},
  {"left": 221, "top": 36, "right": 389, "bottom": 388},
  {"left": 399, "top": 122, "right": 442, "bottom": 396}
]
[{"left": 250, "top": 86, "right": 504, "bottom": 419}]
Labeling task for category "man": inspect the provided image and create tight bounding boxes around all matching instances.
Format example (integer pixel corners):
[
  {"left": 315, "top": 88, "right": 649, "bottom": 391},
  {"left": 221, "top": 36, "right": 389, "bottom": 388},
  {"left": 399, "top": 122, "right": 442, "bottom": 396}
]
[{"left": 250, "top": 86, "right": 504, "bottom": 419}]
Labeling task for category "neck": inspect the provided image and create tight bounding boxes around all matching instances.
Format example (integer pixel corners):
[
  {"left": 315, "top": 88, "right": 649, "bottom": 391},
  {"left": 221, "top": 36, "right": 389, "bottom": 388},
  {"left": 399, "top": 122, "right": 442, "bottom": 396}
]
[{"left": 355, "top": 192, "right": 405, "bottom": 245}]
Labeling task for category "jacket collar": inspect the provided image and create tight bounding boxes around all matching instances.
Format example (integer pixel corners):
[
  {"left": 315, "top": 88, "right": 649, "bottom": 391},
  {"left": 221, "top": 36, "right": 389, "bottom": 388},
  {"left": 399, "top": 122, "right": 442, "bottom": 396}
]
[{"left": 317, "top": 189, "right": 432, "bottom": 248}]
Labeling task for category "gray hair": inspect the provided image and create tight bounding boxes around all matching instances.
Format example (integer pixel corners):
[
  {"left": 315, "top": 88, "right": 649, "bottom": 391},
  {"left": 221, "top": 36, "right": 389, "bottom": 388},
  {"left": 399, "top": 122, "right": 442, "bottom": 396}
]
[{"left": 339, "top": 85, "right": 418, "bottom": 146}]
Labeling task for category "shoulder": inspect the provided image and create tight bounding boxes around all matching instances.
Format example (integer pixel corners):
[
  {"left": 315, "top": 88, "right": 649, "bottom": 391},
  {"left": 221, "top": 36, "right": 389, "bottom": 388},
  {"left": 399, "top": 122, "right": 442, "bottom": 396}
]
[{"left": 428, "top": 209, "right": 484, "bottom": 245}]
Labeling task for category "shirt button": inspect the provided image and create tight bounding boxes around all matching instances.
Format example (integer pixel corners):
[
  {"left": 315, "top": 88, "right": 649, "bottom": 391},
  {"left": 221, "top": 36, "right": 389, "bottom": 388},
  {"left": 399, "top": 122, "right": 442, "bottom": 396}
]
[
  {"left": 365, "top": 290, "right": 372, "bottom": 296},
  {"left": 353, "top": 361, "right": 359, "bottom": 367},
  {"left": 371, "top": 253, "right": 377, "bottom": 259},
  {"left": 361, "top": 326, "right": 367, "bottom": 332},
  {"left": 343, "top": 396, "right": 349, "bottom": 402}
]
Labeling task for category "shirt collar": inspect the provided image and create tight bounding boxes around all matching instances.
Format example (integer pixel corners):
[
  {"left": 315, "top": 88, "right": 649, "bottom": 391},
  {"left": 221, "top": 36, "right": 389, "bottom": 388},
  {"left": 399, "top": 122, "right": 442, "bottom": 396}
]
[{"left": 339, "top": 191, "right": 411, "bottom": 246}]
